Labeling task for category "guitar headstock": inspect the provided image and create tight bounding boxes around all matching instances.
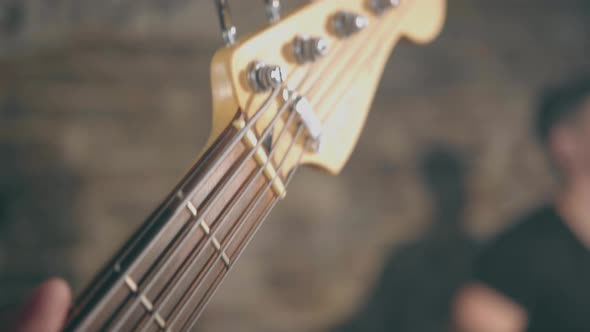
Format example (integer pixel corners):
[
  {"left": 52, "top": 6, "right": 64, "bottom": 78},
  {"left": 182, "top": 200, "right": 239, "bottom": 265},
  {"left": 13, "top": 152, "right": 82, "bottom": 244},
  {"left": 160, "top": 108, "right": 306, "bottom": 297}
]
[{"left": 208, "top": 0, "right": 446, "bottom": 177}]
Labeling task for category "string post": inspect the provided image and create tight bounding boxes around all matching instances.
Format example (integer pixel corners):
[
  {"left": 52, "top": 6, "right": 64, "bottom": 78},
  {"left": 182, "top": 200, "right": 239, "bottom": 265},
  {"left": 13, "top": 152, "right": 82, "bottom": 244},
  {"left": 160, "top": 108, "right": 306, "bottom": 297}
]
[
  {"left": 332, "top": 11, "right": 369, "bottom": 38},
  {"left": 247, "top": 61, "right": 286, "bottom": 92},
  {"left": 293, "top": 35, "right": 330, "bottom": 64},
  {"left": 370, "top": 0, "right": 401, "bottom": 15},
  {"left": 264, "top": 0, "right": 281, "bottom": 23},
  {"left": 214, "top": 0, "right": 237, "bottom": 45}
]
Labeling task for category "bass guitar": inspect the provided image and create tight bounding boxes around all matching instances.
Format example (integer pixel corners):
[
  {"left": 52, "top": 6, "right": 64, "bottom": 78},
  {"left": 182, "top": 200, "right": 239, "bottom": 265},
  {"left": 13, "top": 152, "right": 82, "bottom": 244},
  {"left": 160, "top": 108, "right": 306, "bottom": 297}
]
[{"left": 65, "top": 0, "right": 446, "bottom": 330}]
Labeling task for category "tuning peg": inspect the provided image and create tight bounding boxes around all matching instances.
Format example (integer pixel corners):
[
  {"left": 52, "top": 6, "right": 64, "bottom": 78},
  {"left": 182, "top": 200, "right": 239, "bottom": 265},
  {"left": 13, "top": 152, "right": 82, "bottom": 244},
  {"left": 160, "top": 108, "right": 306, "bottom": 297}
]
[
  {"left": 214, "top": 0, "right": 237, "bottom": 45},
  {"left": 370, "top": 0, "right": 401, "bottom": 14},
  {"left": 264, "top": 0, "right": 281, "bottom": 23},
  {"left": 332, "top": 12, "right": 369, "bottom": 38},
  {"left": 248, "top": 61, "right": 286, "bottom": 92},
  {"left": 293, "top": 35, "right": 329, "bottom": 64}
]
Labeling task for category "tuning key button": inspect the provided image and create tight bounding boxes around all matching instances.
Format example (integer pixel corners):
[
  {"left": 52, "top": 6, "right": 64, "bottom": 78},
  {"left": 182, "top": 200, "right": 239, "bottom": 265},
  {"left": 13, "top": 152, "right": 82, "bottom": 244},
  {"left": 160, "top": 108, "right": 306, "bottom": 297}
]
[
  {"left": 247, "top": 61, "right": 286, "bottom": 92},
  {"left": 293, "top": 36, "right": 329, "bottom": 64},
  {"left": 370, "top": 0, "right": 401, "bottom": 14},
  {"left": 332, "top": 12, "right": 369, "bottom": 38}
]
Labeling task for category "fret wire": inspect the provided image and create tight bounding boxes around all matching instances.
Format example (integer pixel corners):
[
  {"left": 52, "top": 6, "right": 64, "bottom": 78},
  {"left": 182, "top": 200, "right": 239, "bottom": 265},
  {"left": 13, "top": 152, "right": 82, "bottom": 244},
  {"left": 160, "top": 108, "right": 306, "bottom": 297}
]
[
  {"left": 111, "top": 97, "right": 296, "bottom": 331},
  {"left": 139, "top": 107, "right": 301, "bottom": 332},
  {"left": 171, "top": 124, "right": 306, "bottom": 331}
]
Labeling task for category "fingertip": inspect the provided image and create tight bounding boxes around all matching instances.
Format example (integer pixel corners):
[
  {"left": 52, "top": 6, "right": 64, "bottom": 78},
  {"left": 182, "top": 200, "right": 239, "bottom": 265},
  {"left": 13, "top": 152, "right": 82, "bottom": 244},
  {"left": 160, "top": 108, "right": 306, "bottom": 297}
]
[
  {"left": 14, "top": 277, "right": 72, "bottom": 332},
  {"left": 41, "top": 277, "right": 72, "bottom": 308}
]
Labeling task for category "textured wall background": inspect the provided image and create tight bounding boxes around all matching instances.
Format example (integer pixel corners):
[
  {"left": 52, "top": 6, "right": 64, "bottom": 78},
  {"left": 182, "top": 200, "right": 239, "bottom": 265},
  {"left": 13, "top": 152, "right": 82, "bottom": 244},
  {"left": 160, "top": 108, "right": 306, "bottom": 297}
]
[{"left": 1, "top": 0, "right": 589, "bottom": 331}]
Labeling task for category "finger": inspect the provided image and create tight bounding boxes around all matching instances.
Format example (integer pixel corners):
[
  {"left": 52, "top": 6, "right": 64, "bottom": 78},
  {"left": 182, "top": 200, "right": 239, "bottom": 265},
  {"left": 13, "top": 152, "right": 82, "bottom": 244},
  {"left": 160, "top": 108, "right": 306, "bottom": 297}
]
[{"left": 13, "top": 277, "right": 72, "bottom": 332}]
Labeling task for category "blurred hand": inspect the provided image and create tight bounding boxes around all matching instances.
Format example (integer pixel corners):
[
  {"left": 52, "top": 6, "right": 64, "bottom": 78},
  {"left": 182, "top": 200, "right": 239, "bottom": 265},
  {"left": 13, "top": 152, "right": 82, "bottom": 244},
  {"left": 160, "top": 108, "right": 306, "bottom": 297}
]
[{"left": 11, "top": 278, "right": 71, "bottom": 332}]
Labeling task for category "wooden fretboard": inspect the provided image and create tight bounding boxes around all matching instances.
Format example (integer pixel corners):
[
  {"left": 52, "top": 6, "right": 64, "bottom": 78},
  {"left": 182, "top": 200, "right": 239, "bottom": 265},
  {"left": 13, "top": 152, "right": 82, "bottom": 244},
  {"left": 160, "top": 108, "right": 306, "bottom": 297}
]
[{"left": 65, "top": 111, "right": 295, "bottom": 331}]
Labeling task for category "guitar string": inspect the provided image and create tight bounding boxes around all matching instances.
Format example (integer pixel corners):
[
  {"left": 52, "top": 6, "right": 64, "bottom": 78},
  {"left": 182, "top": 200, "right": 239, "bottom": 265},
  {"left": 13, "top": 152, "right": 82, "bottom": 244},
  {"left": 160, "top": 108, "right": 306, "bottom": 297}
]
[
  {"left": 301, "top": 12, "right": 386, "bottom": 108},
  {"left": 132, "top": 14, "right": 392, "bottom": 331},
  {"left": 109, "top": 9, "right": 391, "bottom": 331},
  {"left": 171, "top": 125, "right": 306, "bottom": 331},
  {"left": 318, "top": 5, "right": 412, "bottom": 123},
  {"left": 134, "top": 101, "right": 302, "bottom": 331},
  {"left": 182, "top": 128, "right": 306, "bottom": 332},
  {"left": 158, "top": 17, "right": 391, "bottom": 329},
  {"left": 109, "top": 91, "right": 298, "bottom": 330}
]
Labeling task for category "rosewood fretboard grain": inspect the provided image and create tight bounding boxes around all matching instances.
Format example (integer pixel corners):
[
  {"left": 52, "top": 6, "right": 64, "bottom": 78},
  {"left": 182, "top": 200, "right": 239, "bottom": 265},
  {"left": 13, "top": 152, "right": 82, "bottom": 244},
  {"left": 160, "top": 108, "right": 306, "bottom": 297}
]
[{"left": 65, "top": 112, "right": 286, "bottom": 331}]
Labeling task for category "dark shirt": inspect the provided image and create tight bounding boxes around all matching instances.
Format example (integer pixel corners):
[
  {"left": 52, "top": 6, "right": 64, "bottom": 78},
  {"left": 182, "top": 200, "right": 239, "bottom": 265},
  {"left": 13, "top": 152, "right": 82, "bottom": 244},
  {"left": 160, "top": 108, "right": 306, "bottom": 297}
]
[{"left": 475, "top": 206, "right": 590, "bottom": 332}]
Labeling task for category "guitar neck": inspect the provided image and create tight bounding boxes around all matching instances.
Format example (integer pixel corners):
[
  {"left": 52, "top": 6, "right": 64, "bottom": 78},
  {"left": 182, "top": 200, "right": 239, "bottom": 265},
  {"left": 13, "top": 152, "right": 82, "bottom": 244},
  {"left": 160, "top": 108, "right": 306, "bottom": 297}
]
[{"left": 65, "top": 111, "right": 295, "bottom": 331}]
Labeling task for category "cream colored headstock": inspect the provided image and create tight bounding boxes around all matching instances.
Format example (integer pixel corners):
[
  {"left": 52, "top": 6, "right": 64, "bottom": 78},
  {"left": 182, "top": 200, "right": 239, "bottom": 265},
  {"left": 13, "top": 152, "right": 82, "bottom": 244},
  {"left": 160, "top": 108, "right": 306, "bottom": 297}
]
[{"left": 208, "top": 0, "right": 446, "bottom": 177}]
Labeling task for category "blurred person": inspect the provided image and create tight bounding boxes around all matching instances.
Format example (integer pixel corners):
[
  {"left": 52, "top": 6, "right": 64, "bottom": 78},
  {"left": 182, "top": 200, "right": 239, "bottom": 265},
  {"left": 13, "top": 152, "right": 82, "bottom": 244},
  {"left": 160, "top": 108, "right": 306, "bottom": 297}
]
[
  {"left": 334, "top": 145, "right": 477, "bottom": 332},
  {"left": 453, "top": 76, "right": 590, "bottom": 332}
]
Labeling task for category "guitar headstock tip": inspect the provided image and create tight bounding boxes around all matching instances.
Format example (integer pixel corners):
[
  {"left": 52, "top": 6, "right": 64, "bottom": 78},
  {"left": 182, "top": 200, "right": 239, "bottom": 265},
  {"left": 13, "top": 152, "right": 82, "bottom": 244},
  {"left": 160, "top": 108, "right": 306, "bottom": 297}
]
[
  {"left": 209, "top": 0, "right": 447, "bottom": 175},
  {"left": 401, "top": 0, "right": 447, "bottom": 44}
]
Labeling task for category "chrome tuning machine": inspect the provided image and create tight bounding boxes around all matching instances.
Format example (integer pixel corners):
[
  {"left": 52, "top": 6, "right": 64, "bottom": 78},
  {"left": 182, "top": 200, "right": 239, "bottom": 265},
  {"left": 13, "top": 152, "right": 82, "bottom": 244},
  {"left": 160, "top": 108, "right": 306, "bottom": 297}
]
[
  {"left": 293, "top": 36, "right": 329, "bottom": 64},
  {"left": 214, "top": 0, "right": 237, "bottom": 45},
  {"left": 264, "top": 0, "right": 281, "bottom": 23},
  {"left": 248, "top": 61, "right": 286, "bottom": 92},
  {"left": 370, "top": 0, "right": 401, "bottom": 14},
  {"left": 332, "top": 12, "right": 369, "bottom": 38}
]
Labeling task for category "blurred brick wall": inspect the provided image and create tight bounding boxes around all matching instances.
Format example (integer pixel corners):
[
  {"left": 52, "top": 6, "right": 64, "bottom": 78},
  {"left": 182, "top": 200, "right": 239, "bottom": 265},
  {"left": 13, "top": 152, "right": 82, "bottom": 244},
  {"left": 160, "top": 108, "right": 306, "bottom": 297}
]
[{"left": 1, "top": 1, "right": 589, "bottom": 331}]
